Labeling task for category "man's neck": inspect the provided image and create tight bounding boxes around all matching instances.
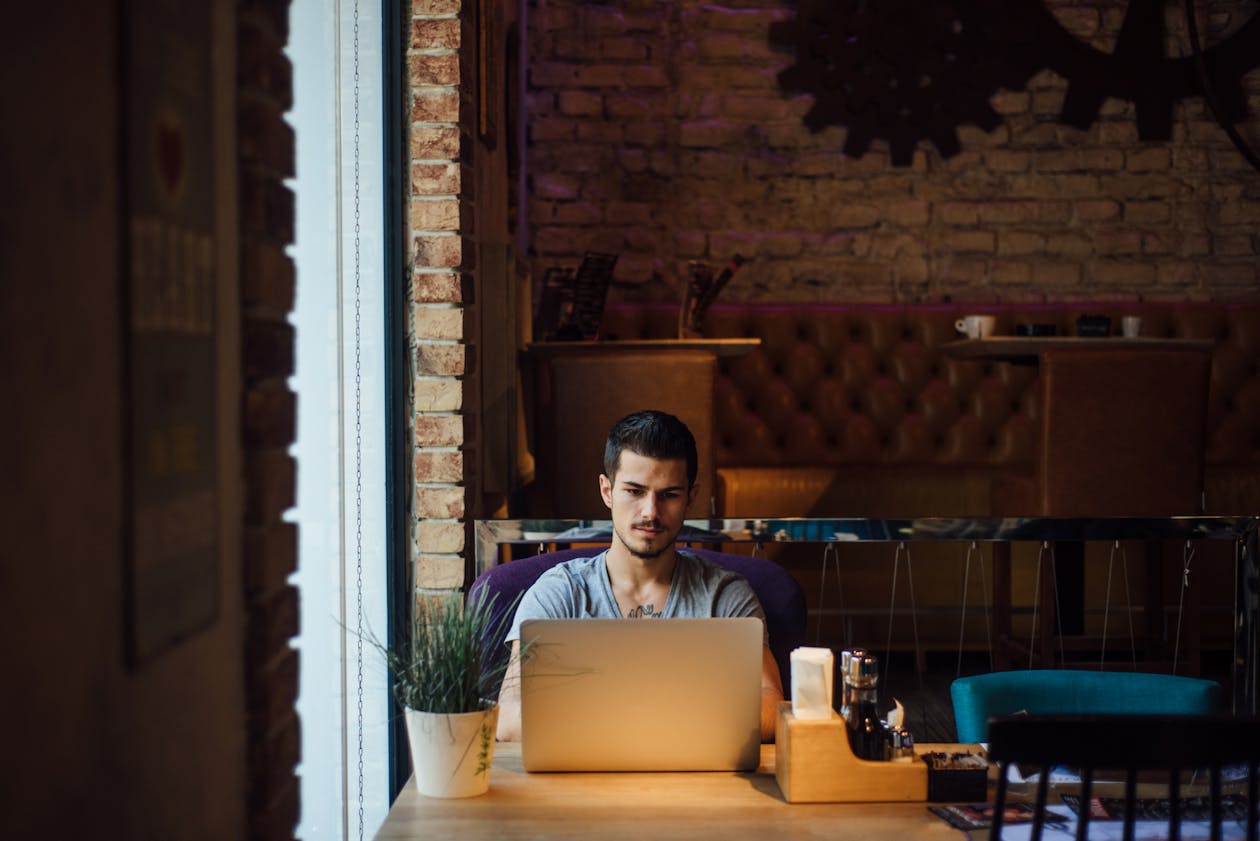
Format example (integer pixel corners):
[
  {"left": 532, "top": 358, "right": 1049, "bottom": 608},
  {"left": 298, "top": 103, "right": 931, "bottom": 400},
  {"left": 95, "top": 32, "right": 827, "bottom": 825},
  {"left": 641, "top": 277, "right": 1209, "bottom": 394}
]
[{"left": 605, "top": 541, "right": 678, "bottom": 591}]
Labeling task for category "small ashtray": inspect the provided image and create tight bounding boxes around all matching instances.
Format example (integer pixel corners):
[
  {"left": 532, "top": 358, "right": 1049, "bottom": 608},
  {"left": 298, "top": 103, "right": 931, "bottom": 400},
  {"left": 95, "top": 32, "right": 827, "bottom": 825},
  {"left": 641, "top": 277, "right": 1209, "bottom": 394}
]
[{"left": 923, "top": 751, "right": 989, "bottom": 803}]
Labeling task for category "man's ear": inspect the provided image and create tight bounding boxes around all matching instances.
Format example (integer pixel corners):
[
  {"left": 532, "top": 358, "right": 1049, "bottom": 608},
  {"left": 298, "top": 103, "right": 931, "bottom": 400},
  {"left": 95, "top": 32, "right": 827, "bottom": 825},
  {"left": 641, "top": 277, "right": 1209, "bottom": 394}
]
[
  {"left": 687, "top": 482, "right": 700, "bottom": 508},
  {"left": 599, "top": 474, "right": 613, "bottom": 509}
]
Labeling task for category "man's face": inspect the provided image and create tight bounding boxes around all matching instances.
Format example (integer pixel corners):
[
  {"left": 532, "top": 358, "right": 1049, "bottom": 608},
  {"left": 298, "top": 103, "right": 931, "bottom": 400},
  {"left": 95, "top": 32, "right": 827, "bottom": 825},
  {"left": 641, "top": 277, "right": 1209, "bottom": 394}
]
[{"left": 599, "top": 449, "right": 696, "bottom": 561}]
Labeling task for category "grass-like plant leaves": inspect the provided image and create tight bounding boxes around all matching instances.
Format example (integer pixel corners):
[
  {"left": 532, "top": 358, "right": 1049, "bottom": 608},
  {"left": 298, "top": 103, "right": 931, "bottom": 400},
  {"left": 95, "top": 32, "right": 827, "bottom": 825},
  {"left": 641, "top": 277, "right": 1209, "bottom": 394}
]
[{"left": 380, "top": 587, "right": 523, "bottom": 715}]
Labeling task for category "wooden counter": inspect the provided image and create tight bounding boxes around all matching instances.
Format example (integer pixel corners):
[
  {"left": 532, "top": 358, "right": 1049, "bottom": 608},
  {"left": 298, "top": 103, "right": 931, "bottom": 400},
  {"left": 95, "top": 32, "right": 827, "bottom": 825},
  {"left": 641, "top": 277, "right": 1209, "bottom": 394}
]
[{"left": 374, "top": 742, "right": 971, "bottom": 840}]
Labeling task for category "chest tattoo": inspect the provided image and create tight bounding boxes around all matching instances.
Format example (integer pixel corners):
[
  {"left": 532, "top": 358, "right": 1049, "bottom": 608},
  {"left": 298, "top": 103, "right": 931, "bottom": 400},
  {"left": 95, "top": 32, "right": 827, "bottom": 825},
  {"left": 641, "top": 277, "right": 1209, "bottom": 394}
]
[{"left": 625, "top": 603, "right": 661, "bottom": 619}]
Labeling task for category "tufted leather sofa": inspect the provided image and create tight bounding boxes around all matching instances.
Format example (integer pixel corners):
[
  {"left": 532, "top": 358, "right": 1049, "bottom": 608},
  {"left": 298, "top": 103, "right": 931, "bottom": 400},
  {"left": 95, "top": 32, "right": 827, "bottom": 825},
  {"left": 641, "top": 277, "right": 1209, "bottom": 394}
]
[{"left": 599, "top": 302, "right": 1260, "bottom": 518}]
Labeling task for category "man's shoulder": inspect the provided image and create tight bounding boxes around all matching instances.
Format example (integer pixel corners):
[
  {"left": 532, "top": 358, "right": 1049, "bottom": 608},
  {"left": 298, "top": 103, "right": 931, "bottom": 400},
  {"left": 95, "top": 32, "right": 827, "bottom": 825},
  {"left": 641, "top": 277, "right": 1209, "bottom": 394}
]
[
  {"left": 533, "top": 551, "right": 607, "bottom": 586},
  {"left": 677, "top": 550, "right": 750, "bottom": 587}
]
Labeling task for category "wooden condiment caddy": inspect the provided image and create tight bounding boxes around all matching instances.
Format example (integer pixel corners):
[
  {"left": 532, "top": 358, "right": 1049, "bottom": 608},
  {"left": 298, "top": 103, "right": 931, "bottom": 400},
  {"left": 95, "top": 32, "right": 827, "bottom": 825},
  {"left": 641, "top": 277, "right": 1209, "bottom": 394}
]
[{"left": 773, "top": 702, "right": 928, "bottom": 803}]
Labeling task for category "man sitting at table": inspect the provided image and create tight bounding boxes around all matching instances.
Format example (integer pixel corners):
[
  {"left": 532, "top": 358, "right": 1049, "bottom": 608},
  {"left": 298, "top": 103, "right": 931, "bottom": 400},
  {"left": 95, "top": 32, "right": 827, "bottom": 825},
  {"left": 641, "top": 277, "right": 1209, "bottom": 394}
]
[{"left": 496, "top": 409, "right": 784, "bottom": 742}]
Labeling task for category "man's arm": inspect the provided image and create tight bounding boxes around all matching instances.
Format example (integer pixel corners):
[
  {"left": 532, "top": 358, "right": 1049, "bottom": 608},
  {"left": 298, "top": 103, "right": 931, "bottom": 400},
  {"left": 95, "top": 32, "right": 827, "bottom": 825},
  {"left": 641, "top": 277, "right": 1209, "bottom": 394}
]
[
  {"left": 760, "top": 644, "right": 784, "bottom": 742},
  {"left": 495, "top": 640, "right": 522, "bottom": 741}
]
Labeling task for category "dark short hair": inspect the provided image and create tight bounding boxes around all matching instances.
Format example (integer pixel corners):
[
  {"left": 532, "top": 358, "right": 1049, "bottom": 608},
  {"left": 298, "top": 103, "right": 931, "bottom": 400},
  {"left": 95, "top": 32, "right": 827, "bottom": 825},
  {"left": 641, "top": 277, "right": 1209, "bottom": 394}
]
[{"left": 603, "top": 410, "right": 698, "bottom": 487}]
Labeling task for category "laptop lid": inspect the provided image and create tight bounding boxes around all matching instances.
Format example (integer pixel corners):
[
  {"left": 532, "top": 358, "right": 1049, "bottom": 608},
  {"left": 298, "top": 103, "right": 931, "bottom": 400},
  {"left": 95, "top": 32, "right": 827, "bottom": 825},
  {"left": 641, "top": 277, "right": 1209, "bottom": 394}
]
[{"left": 518, "top": 617, "right": 763, "bottom": 772}]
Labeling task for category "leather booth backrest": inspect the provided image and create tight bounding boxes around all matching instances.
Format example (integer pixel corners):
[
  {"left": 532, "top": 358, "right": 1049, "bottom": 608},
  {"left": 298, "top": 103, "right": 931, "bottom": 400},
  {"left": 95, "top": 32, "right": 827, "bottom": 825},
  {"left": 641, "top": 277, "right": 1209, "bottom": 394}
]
[{"left": 599, "top": 303, "right": 1260, "bottom": 471}]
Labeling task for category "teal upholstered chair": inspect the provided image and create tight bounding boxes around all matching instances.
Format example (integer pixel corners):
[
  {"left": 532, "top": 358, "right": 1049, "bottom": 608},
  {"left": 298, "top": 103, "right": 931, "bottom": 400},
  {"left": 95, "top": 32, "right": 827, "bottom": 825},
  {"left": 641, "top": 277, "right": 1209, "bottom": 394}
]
[{"left": 950, "top": 670, "right": 1221, "bottom": 744}]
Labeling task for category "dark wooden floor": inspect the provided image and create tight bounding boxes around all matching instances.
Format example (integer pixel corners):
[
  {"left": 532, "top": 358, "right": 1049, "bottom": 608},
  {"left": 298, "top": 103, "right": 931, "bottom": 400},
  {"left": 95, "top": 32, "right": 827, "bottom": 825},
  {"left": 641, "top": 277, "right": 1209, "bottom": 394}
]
[{"left": 869, "top": 649, "right": 1236, "bottom": 745}]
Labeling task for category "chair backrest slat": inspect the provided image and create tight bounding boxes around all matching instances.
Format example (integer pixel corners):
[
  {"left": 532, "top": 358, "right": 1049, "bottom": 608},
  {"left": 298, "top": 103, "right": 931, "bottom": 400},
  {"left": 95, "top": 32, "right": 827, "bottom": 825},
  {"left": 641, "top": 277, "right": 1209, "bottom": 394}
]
[{"left": 987, "top": 715, "right": 1260, "bottom": 841}]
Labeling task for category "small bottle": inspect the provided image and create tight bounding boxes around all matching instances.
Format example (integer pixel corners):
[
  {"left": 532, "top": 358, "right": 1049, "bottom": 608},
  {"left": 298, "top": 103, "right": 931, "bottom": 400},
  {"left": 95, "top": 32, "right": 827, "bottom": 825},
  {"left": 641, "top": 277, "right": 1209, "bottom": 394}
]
[
  {"left": 846, "top": 655, "right": 886, "bottom": 761},
  {"left": 839, "top": 647, "right": 866, "bottom": 721}
]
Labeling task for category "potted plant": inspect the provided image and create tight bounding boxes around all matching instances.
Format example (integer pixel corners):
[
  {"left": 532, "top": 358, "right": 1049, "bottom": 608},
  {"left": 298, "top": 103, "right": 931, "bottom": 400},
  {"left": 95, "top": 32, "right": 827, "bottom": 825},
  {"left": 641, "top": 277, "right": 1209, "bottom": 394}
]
[{"left": 378, "top": 588, "right": 522, "bottom": 798}]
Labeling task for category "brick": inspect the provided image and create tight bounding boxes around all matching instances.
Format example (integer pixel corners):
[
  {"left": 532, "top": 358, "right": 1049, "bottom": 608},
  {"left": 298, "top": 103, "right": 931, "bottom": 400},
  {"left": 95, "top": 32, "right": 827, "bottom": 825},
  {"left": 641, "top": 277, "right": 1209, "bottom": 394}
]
[
  {"left": 532, "top": 173, "right": 580, "bottom": 200},
  {"left": 409, "top": 53, "right": 459, "bottom": 87},
  {"left": 238, "top": 24, "right": 293, "bottom": 109},
  {"left": 1076, "top": 199, "right": 1121, "bottom": 222},
  {"left": 530, "top": 117, "right": 577, "bottom": 142},
  {"left": 414, "top": 520, "right": 465, "bottom": 554},
  {"left": 978, "top": 202, "right": 1038, "bottom": 224},
  {"left": 557, "top": 90, "right": 602, "bottom": 116},
  {"left": 414, "top": 449, "right": 464, "bottom": 483},
  {"left": 576, "top": 121, "right": 624, "bottom": 143},
  {"left": 243, "top": 318, "right": 295, "bottom": 381},
  {"left": 984, "top": 149, "right": 1031, "bottom": 172},
  {"left": 832, "top": 204, "right": 881, "bottom": 227},
  {"left": 242, "top": 241, "right": 296, "bottom": 312},
  {"left": 244, "top": 523, "right": 298, "bottom": 598},
  {"left": 1031, "top": 262, "right": 1082, "bottom": 288},
  {"left": 759, "top": 232, "right": 803, "bottom": 258},
  {"left": 240, "top": 172, "right": 295, "bottom": 244},
  {"left": 247, "top": 586, "right": 299, "bottom": 664},
  {"left": 415, "top": 342, "right": 466, "bottom": 375},
  {"left": 937, "top": 202, "right": 979, "bottom": 225},
  {"left": 411, "top": 89, "right": 460, "bottom": 123},
  {"left": 415, "top": 554, "right": 464, "bottom": 589},
  {"left": 415, "top": 377, "right": 463, "bottom": 411},
  {"left": 886, "top": 200, "right": 929, "bottom": 226},
  {"left": 413, "top": 0, "right": 460, "bottom": 12},
  {"left": 1123, "top": 201, "right": 1171, "bottom": 224},
  {"left": 410, "top": 17, "right": 459, "bottom": 50},
  {"left": 1088, "top": 261, "right": 1156, "bottom": 286},
  {"left": 415, "top": 486, "right": 465, "bottom": 519},
  {"left": 1054, "top": 6, "right": 1100, "bottom": 37},
  {"left": 248, "top": 663, "right": 299, "bottom": 770},
  {"left": 990, "top": 90, "right": 1030, "bottom": 115},
  {"left": 412, "top": 161, "right": 461, "bottom": 195},
  {"left": 1031, "top": 89, "right": 1065, "bottom": 116},
  {"left": 238, "top": 99, "right": 296, "bottom": 177},
  {"left": 624, "top": 120, "right": 667, "bottom": 145},
  {"left": 410, "top": 125, "right": 461, "bottom": 161},
  {"left": 244, "top": 452, "right": 296, "bottom": 524},
  {"left": 998, "top": 231, "right": 1045, "bottom": 255},
  {"left": 944, "top": 230, "right": 996, "bottom": 253},
  {"left": 1080, "top": 149, "right": 1125, "bottom": 170},
  {"left": 1046, "top": 233, "right": 1092, "bottom": 257},
  {"left": 604, "top": 202, "right": 652, "bottom": 225},
  {"left": 679, "top": 119, "right": 744, "bottom": 147},
  {"left": 413, "top": 306, "right": 464, "bottom": 341},
  {"left": 1213, "top": 234, "right": 1255, "bottom": 256},
  {"left": 1220, "top": 201, "right": 1260, "bottom": 225},
  {"left": 413, "top": 234, "right": 465, "bottom": 269},
  {"left": 244, "top": 386, "right": 296, "bottom": 449},
  {"left": 1142, "top": 233, "right": 1171, "bottom": 254},
  {"left": 1127, "top": 147, "right": 1171, "bottom": 172},
  {"left": 414, "top": 414, "right": 464, "bottom": 447},
  {"left": 990, "top": 260, "right": 1033, "bottom": 284},
  {"left": 1094, "top": 229, "right": 1144, "bottom": 255},
  {"left": 412, "top": 271, "right": 465, "bottom": 303},
  {"left": 410, "top": 198, "right": 461, "bottom": 231}
]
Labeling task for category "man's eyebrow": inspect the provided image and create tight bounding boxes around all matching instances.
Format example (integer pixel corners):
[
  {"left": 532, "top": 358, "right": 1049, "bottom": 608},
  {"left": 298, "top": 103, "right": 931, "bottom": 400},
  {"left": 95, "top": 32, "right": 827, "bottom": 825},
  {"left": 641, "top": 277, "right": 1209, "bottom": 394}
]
[{"left": 619, "top": 480, "right": 686, "bottom": 492}]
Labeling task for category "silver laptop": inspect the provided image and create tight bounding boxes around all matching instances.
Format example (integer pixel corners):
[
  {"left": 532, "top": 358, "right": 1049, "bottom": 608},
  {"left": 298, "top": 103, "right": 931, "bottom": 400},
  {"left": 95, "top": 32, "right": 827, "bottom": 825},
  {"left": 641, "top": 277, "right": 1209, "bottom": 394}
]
[{"left": 518, "top": 617, "right": 763, "bottom": 772}]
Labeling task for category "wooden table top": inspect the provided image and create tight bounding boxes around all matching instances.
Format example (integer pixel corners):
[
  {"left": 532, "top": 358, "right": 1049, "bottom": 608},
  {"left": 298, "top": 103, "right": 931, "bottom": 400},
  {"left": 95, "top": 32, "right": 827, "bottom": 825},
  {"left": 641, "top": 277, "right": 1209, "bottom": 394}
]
[{"left": 374, "top": 743, "right": 971, "bottom": 841}]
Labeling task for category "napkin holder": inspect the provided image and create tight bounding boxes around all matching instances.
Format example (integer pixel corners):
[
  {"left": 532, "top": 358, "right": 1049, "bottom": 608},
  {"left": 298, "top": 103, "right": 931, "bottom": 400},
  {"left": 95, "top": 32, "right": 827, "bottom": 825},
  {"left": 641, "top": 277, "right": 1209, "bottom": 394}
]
[{"left": 774, "top": 703, "right": 927, "bottom": 803}]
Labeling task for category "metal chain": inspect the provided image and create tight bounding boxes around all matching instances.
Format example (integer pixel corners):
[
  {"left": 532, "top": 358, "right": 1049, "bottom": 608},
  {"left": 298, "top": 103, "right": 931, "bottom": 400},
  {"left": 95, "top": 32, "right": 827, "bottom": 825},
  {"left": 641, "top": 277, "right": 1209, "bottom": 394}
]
[{"left": 352, "top": 0, "right": 365, "bottom": 838}]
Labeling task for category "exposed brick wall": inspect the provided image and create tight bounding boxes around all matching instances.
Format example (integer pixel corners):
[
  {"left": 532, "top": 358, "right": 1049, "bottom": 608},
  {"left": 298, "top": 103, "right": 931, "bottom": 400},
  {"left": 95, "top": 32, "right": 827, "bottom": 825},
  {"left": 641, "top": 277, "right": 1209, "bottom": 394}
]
[
  {"left": 410, "top": 1, "right": 474, "bottom": 593},
  {"left": 239, "top": 1, "right": 300, "bottom": 839},
  {"left": 526, "top": 0, "right": 1260, "bottom": 305}
]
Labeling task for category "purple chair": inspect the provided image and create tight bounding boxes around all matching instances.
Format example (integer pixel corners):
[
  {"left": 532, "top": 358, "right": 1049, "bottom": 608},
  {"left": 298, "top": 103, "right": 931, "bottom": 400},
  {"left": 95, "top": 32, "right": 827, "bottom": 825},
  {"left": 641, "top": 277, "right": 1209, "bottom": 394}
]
[{"left": 468, "top": 546, "right": 808, "bottom": 698}]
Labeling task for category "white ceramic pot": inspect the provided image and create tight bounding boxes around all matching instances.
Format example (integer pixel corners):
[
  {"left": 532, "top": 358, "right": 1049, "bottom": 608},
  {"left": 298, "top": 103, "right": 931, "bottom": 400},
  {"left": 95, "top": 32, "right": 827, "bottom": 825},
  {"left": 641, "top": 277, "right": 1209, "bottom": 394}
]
[{"left": 404, "top": 703, "right": 499, "bottom": 798}]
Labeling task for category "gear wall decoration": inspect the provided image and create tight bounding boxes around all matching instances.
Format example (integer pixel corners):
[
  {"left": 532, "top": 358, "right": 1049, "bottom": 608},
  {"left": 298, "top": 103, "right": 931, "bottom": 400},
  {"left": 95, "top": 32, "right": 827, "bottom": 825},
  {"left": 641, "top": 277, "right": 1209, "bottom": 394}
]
[{"left": 770, "top": 0, "right": 1260, "bottom": 165}]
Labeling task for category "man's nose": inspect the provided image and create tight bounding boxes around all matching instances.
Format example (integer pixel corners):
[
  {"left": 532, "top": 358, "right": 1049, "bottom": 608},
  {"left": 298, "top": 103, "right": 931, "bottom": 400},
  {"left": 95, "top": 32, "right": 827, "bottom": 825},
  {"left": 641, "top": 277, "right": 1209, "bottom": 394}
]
[{"left": 641, "top": 493, "right": 659, "bottom": 519}]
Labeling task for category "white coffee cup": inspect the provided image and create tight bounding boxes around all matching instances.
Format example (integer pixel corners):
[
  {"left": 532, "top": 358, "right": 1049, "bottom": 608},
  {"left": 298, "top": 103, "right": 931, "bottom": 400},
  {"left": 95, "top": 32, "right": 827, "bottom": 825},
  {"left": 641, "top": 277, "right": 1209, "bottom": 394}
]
[
  {"left": 955, "top": 314, "right": 997, "bottom": 339},
  {"left": 1121, "top": 316, "right": 1142, "bottom": 338}
]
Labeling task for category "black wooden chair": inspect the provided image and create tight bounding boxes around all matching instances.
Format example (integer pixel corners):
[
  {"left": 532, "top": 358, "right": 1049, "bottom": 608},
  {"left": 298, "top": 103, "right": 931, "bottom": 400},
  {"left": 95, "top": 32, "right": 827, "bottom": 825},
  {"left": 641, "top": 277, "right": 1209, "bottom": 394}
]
[{"left": 987, "top": 715, "right": 1260, "bottom": 841}]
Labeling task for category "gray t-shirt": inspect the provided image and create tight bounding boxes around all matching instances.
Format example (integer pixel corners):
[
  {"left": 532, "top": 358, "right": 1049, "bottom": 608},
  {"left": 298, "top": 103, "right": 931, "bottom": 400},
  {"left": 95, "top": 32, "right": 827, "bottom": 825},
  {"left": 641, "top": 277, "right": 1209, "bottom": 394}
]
[{"left": 506, "top": 550, "right": 767, "bottom": 644}]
